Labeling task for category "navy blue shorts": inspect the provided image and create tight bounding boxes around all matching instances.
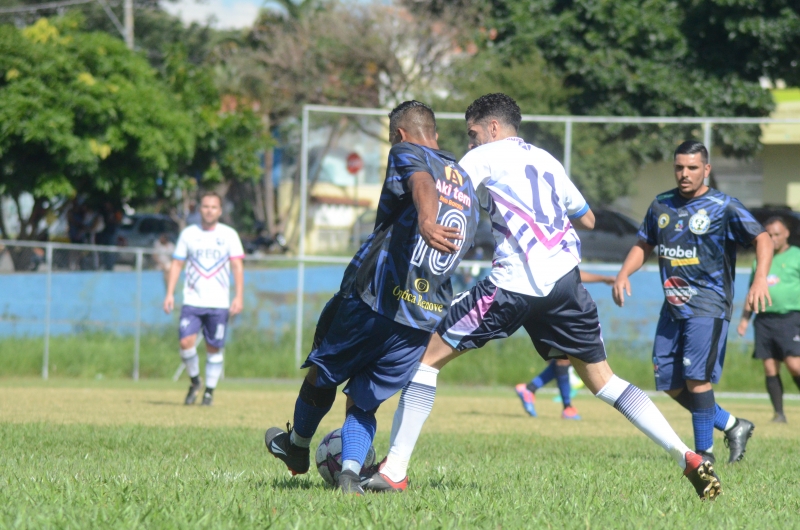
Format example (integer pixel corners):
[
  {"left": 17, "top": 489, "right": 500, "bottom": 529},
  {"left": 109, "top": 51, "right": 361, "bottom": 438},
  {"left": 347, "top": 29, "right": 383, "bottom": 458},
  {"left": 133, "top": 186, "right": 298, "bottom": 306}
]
[
  {"left": 652, "top": 307, "right": 728, "bottom": 390},
  {"left": 438, "top": 268, "right": 607, "bottom": 364},
  {"left": 302, "top": 296, "right": 430, "bottom": 411},
  {"left": 179, "top": 305, "right": 229, "bottom": 349}
]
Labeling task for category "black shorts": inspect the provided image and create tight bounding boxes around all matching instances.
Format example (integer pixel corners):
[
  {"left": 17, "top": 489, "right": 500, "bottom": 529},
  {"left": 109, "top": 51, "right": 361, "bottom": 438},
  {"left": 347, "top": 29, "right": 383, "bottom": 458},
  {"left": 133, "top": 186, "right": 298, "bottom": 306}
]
[
  {"left": 437, "top": 267, "right": 607, "bottom": 364},
  {"left": 753, "top": 312, "right": 800, "bottom": 360}
]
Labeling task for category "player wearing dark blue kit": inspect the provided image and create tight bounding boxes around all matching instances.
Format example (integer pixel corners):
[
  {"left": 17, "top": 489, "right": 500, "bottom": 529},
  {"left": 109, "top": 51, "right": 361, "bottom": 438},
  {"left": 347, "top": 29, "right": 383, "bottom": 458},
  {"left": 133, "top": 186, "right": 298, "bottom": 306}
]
[
  {"left": 614, "top": 140, "right": 773, "bottom": 465},
  {"left": 263, "top": 101, "right": 479, "bottom": 494}
]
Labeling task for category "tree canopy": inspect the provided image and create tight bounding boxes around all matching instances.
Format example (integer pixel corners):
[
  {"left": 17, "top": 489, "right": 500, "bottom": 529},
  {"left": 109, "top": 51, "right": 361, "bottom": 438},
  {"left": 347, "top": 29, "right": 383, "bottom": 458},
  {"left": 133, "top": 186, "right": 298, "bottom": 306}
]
[{"left": 0, "top": 17, "right": 195, "bottom": 239}]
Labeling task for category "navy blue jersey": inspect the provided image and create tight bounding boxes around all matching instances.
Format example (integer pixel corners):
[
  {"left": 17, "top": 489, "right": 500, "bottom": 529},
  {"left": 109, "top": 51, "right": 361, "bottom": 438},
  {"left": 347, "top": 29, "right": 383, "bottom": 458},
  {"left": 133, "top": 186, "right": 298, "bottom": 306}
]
[
  {"left": 639, "top": 187, "right": 764, "bottom": 320},
  {"left": 339, "top": 142, "right": 479, "bottom": 331}
]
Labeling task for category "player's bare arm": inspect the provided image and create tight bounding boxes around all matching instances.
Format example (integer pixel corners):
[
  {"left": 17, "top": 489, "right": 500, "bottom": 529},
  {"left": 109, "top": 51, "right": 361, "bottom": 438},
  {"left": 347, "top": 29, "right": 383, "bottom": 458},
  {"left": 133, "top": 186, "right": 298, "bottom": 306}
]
[
  {"left": 163, "top": 258, "right": 184, "bottom": 314},
  {"left": 580, "top": 271, "right": 615, "bottom": 285},
  {"left": 229, "top": 257, "right": 244, "bottom": 315},
  {"left": 571, "top": 208, "right": 595, "bottom": 230},
  {"left": 409, "top": 171, "right": 462, "bottom": 254},
  {"left": 747, "top": 232, "right": 774, "bottom": 314},
  {"left": 613, "top": 241, "right": 655, "bottom": 307}
]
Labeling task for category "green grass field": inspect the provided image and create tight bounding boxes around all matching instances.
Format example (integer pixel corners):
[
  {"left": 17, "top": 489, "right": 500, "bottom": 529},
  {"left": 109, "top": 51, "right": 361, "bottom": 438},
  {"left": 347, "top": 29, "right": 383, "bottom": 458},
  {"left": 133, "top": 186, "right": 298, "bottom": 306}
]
[{"left": 1, "top": 379, "right": 799, "bottom": 529}]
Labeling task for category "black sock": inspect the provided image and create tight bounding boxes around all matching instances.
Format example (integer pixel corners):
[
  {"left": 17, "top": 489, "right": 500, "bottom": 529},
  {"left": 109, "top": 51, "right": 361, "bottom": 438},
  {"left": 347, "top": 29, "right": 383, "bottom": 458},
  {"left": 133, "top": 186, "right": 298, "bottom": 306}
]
[
  {"left": 672, "top": 388, "right": 693, "bottom": 412},
  {"left": 204, "top": 387, "right": 214, "bottom": 395},
  {"left": 766, "top": 375, "right": 783, "bottom": 415},
  {"left": 191, "top": 375, "right": 201, "bottom": 386},
  {"left": 793, "top": 375, "right": 800, "bottom": 394}
]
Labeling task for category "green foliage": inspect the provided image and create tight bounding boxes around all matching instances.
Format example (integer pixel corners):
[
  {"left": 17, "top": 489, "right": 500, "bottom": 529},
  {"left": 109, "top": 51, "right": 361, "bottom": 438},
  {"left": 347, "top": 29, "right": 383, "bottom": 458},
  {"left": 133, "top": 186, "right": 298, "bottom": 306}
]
[
  {"left": 0, "top": 16, "right": 195, "bottom": 236},
  {"left": 0, "top": 330, "right": 784, "bottom": 395}
]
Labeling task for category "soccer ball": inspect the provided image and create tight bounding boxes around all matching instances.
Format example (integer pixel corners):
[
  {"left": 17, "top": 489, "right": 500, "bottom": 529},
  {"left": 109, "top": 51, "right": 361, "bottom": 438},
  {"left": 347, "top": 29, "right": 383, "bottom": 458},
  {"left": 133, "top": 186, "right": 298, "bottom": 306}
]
[{"left": 315, "top": 428, "right": 376, "bottom": 486}]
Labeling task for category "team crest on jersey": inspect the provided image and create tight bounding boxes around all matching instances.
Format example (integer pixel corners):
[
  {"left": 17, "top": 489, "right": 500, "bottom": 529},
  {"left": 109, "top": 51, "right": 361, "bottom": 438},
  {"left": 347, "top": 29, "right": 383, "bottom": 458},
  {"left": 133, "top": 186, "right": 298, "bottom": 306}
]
[
  {"left": 689, "top": 209, "right": 711, "bottom": 235},
  {"left": 217, "top": 238, "right": 224, "bottom": 246},
  {"left": 767, "top": 274, "right": 780, "bottom": 286},
  {"left": 658, "top": 214, "right": 670, "bottom": 228},
  {"left": 414, "top": 278, "right": 430, "bottom": 293}
]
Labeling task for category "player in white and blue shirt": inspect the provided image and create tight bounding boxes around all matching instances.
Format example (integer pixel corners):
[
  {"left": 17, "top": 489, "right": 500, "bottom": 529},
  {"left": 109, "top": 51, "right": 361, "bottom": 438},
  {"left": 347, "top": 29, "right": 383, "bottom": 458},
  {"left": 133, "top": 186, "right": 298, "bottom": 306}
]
[
  {"left": 367, "top": 94, "right": 721, "bottom": 500},
  {"left": 614, "top": 140, "right": 773, "bottom": 465},
  {"left": 163, "top": 192, "right": 245, "bottom": 406}
]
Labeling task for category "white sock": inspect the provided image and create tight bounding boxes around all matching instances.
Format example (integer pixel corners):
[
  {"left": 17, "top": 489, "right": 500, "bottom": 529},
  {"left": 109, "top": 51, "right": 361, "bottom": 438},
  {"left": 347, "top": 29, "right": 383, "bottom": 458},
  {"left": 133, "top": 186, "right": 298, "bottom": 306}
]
[
  {"left": 341, "top": 459, "right": 361, "bottom": 475},
  {"left": 205, "top": 350, "right": 224, "bottom": 389},
  {"left": 180, "top": 347, "right": 200, "bottom": 378},
  {"left": 596, "top": 375, "right": 692, "bottom": 470},
  {"left": 383, "top": 363, "right": 439, "bottom": 482},
  {"left": 725, "top": 415, "right": 736, "bottom": 431}
]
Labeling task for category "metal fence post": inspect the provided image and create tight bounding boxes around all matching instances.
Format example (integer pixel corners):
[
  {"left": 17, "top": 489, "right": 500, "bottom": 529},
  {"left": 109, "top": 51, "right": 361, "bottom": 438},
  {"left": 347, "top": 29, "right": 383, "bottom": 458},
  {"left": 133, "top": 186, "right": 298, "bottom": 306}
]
[
  {"left": 703, "top": 121, "right": 713, "bottom": 164},
  {"left": 133, "top": 249, "right": 142, "bottom": 381},
  {"left": 42, "top": 242, "right": 53, "bottom": 380},
  {"left": 295, "top": 105, "right": 310, "bottom": 370},
  {"left": 564, "top": 119, "right": 573, "bottom": 177}
]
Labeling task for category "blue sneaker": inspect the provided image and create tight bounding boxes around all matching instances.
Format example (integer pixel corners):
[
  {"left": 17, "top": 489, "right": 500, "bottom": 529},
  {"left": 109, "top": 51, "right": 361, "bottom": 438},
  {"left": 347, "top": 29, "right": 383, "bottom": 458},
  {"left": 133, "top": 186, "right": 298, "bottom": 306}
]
[
  {"left": 515, "top": 383, "right": 537, "bottom": 417},
  {"left": 561, "top": 406, "right": 581, "bottom": 420}
]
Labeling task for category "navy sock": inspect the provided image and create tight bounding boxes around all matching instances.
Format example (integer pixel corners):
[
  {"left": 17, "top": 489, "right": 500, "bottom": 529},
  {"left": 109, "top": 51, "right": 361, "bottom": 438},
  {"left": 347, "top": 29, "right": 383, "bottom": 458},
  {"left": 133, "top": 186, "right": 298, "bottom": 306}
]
[
  {"left": 292, "top": 380, "right": 336, "bottom": 439},
  {"left": 713, "top": 403, "right": 732, "bottom": 431},
  {"left": 691, "top": 390, "right": 716, "bottom": 452},
  {"left": 555, "top": 364, "right": 572, "bottom": 407},
  {"left": 341, "top": 407, "right": 377, "bottom": 466},
  {"left": 528, "top": 362, "right": 556, "bottom": 392}
]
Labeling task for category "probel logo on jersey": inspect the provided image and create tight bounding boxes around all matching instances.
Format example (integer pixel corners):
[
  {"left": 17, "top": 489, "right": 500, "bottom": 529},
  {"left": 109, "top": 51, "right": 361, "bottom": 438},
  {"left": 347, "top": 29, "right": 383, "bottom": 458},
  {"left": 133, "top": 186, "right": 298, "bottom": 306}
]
[{"left": 659, "top": 244, "right": 697, "bottom": 259}]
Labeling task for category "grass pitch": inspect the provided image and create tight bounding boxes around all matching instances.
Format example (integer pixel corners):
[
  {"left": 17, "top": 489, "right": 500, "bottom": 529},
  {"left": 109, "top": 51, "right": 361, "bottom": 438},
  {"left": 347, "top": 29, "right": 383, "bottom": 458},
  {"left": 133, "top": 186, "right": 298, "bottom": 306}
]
[{"left": 1, "top": 380, "right": 799, "bottom": 529}]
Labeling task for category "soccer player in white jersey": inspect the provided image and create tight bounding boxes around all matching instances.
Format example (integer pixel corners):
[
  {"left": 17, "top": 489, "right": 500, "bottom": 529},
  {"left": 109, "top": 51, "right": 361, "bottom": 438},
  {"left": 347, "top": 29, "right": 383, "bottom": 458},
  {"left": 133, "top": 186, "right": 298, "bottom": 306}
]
[
  {"left": 163, "top": 191, "right": 245, "bottom": 406},
  {"left": 363, "top": 94, "right": 721, "bottom": 500}
]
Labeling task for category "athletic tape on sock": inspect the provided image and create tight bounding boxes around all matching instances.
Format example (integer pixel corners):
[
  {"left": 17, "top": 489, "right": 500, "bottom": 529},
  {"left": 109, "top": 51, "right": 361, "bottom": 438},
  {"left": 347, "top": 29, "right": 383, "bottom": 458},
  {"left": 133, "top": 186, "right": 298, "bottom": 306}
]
[
  {"left": 207, "top": 350, "right": 223, "bottom": 364},
  {"left": 180, "top": 347, "right": 197, "bottom": 360}
]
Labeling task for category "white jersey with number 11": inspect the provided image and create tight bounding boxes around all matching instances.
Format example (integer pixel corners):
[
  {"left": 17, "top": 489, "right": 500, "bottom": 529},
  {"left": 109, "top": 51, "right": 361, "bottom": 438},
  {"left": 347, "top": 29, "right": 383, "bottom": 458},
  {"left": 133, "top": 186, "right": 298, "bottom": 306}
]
[{"left": 457, "top": 137, "right": 588, "bottom": 297}]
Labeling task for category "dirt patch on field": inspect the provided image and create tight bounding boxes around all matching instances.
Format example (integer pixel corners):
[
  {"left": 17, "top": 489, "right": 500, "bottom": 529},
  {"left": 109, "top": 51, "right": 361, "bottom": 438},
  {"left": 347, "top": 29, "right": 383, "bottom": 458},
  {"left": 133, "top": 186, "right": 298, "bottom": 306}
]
[{"left": 0, "top": 384, "right": 796, "bottom": 440}]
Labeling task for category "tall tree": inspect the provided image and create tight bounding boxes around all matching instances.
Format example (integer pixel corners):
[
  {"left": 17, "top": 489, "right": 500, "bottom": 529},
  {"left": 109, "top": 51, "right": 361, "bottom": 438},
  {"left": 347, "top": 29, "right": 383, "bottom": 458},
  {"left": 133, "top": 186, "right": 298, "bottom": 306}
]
[{"left": 0, "top": 16, "right": 195, "bottom": 241}]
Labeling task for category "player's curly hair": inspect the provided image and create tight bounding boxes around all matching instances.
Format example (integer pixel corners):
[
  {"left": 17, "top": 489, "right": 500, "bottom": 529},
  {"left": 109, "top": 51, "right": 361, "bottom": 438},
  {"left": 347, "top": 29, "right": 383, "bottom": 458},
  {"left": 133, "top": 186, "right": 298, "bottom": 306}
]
[
  {"left": 388, "top": 101, "right": 436, "bottom": 142},
  {"left": 464, "top": 93, "right": 522, "bottom": 131},
  {"left": 674, "top": 140, "right": 709, "bottom": 164}
]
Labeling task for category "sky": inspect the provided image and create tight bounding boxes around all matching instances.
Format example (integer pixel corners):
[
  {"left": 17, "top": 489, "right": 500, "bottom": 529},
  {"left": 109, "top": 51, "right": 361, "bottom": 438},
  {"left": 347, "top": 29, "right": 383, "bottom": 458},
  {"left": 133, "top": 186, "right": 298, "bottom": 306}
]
[{"left": 160, "top": 0, "right": 267, "bottom": 29}]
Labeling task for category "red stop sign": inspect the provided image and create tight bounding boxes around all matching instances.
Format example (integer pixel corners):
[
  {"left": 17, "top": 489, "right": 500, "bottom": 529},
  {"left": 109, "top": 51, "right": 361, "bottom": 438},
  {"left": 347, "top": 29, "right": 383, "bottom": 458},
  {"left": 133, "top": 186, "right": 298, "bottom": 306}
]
[{"left": 346, "top": 152, "right": 363, "bottom": 174}]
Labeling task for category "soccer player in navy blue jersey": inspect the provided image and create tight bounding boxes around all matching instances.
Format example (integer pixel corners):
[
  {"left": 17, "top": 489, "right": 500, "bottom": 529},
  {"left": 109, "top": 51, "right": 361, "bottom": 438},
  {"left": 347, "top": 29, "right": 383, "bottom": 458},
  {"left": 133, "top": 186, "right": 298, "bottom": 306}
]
[
  {"left": 263, "top": 101, "right": 479, "bottom": 494},
  {"left": 614, "top": 140, "right": 773, "bottom": 465}
]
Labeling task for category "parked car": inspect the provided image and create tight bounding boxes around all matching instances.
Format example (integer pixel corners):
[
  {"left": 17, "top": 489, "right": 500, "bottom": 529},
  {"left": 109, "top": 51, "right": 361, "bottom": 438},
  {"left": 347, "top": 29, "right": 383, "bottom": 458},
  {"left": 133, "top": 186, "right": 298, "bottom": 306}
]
[
  {"left": 116, "top": 214, "right": 180, "bottom": 264},
  {"left": 574, "top": 208, "right": 641, "bottom": 262}
]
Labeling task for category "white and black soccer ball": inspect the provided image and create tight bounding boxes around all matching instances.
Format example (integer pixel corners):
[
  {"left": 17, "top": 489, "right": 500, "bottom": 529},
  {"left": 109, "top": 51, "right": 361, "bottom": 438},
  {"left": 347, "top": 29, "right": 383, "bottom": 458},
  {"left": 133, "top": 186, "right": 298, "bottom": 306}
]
[{"left": 315, "top": 428, "right": 376, "bottom": 486}]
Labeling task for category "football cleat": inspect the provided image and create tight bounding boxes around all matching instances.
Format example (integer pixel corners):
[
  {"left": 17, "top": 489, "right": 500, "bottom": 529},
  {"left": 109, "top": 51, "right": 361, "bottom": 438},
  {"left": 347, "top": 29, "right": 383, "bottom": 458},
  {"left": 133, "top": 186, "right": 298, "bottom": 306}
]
[
  {"left": 515, "top": 383, "right": 537, "bottom": 417},
  {"left": 361, "top": 457, "right": 408, "bottom": 493},
  {"left": 771, "top": 412, "right": 787, "bottom": 423},
  {"left": 264, "top": 423, "right": 310, "bottom": 475},
  {"left": 200, "top": 390, "right": 213, "bottom": 406},
  {"left": 338, "top": 470, "right": 365, "bottom": 495},
  {"left": 561, "top": 406, "right": 581, "bottom": 420},
  {"left": 724, "top": 418, "right": 755, "bottom": 463},
  {"left": 184, "top": 378, "right": 203, "bottom": 405},
  {"left": 683, "top": 451, "right": 722, "bottom": 501}
]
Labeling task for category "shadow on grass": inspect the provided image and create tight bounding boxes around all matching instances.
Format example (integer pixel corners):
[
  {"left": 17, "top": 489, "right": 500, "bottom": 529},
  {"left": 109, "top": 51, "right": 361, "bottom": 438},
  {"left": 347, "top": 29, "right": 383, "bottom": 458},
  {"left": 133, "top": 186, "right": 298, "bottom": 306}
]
[
  {"left": 263, "top": 477, "right": 320, "bottom": 491},
  {"left": 145, "top": 401, "right": 184, "bottom": 407},
  {"left": 457, "top": 410, "right": 522, "bottom": 418}
]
